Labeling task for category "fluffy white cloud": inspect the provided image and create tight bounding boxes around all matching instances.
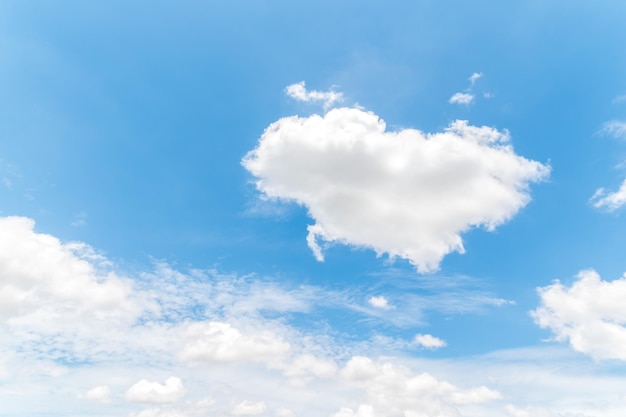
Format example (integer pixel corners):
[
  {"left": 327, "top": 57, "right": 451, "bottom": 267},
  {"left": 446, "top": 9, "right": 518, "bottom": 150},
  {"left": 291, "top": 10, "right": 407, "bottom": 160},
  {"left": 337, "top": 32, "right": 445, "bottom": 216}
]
[
  {"left": 281, "top": 354, "right": 337, "bottom": 386},
  {"left": 449, "top": 92, "right": 474, "bottom": 104},
  {"left": 243, "top": 107, "right": 549, "bottom": 272},
  {"left": 231, "top": 400, "right": 268, "bottom": 416},
  {"left": 590, "top": 179, "right": 626, "bottom": 211},
  {"left": 532, "top": 269, "right": 626, "bottom": 360},
  {"left": 85, "top": 385, "right": 111, "bottom": 403},
  {"left": 179, "top": 321, "right": 290, "bottom": 364},
  {"left": 126, "top": 377, "right": 186, "bottom": 404},
  {"left": 285, "top": 81, "right": 343, "bottom": 109},
  {"left": 0, "top": 216, "right": 143, "bottom": 329},
  {"left": 336, "top": 356, "right": 501, "bottom": 417},
  {"left": 367, "top": 296, "right": 390, "bottom": 310},
  {"left": 413, "top": 334, "right": 447, "bottom": 350}
]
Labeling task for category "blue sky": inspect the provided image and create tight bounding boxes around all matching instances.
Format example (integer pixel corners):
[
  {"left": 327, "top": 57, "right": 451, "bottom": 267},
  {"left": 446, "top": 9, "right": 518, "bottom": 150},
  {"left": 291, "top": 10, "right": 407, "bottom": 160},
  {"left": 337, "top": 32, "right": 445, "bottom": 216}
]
[{"left": 2, "top": 1, "right": 626, "bottom": 416}]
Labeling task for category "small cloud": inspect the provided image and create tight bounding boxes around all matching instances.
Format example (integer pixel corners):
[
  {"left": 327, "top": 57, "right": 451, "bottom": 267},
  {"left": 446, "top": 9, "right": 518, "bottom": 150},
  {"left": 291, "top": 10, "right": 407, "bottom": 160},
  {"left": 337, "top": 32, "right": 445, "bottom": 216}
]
[
  {"left": 275, "top": 407, "right": 296, "bottom": 417},
  {"left": 85, "top": 385, "right": 112, "bottom": 403},
  {"left": 413, "top": 334, "right": 447, "bottom": 350},
  {"left": 590, "top": 179, "right": 626, "bottom": 211},
  {"left": 285, "top": 81, "right": 343, "bottom": 110},
  {"left": 125, "top": 377, "right": 186, "bottom": 404},
  {"left": 449, "top": 92, "right": 475, "bottom": 105},
  {"left": 231, "top": 400, "right": 267, "bottom": 416},
  {"left": 469, "top": 72, "right": 483, "bottom": 85},
  {"left": 598, "top": 120, "right": 626, "bottom": 139},
  {"left": 368, "top": 296, "right": 391, "bottom": 310},
  {"left": 483, "top": 92, "right": 494, "bottom": 99},
  {"left": 2, "top": 177, "right": 12, "bottom": 190}
]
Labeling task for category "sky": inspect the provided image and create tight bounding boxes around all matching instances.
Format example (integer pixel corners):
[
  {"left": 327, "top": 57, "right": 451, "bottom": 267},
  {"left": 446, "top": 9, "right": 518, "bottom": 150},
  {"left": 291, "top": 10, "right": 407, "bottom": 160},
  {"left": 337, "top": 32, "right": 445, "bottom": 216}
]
[{"left": 2, "top": 1, "right": 626, "bottom": 416}]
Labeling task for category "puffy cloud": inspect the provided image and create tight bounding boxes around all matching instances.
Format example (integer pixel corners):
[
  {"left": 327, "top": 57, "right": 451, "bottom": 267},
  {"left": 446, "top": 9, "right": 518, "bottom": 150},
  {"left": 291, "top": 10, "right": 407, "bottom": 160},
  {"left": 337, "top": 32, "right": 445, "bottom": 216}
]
[
  {"left": 179, "top": 321, "right": 290, "bottom": 364},
  {"left": 413, "top": 334, "right": 447, "bottom": 350},
  {"left": 285, "top": 81, "right": 343, "bottom": 109},
  {"left": 336, "top": 356, "right": 501, "bottom": 417},
  {"left": 367, "top": 296, "right": 390, "bottom": 310},
  {"left": 231, "top": 400, "right": 268, "bottom": 416},
  {"left": 84, "top": 385, "right": 111, "bottom": 403},
  {"left": 126, "top": 377, "right": 186, "bottom": 404},
  {"left": 281, "top": 354, "right": 337, "bottom": 386},
  {"left": 532, "top": 269, "right": 626, "bottom": 360},
  {"left": 449, "top": 92, "right": 474, "bottom": 105},
  {"left": 590, "top": 179, "right": 626, "bottom": 211},
  {"left": 599, "top": 120, "right": 626, "bottom": 139},
  {"left": 0, "top": 216, "right": 142, "bottom": 329},
  {"left": 243, "top": 107, "right": 549, "bottom": 272}
]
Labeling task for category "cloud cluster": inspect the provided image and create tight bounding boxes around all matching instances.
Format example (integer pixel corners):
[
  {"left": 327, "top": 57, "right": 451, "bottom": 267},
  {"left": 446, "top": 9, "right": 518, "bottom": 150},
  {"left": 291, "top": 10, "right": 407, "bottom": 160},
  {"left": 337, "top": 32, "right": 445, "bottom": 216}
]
[
  {"left": 243, "top": 107, "right": 549, "bottom": 272},
  {"left": 179, "top": 321, "right": 290, "bottom": 364},
  {"left": 333, "top": 356, "right": 501, "bottom": 417},
  {"left": 532, "top": 269, "right": 626, "bottom": 360}
]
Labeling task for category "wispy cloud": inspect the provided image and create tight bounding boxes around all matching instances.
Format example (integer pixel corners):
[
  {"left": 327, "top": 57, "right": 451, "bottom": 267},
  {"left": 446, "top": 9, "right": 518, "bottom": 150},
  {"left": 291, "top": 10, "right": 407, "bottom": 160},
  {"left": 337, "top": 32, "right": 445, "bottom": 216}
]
[
  {"left": 598, "top": 120, "right": 626, "bottom": 139},
  {"left": 469, "top": 72, "right": 483, "bottom": 85},
  {"left": 590, "top": 180, "right": 626, "bottom": 211},
  {"left": 285, "top": 81, "right": 343, "bottom": 110},
  {"left": 449, "top": 72, "right": 490, "bottom": 105}
]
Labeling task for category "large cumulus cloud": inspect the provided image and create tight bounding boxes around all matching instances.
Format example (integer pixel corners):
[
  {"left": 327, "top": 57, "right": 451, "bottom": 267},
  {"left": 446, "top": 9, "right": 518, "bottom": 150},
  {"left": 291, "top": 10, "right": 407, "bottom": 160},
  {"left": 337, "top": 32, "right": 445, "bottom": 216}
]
[{"left": 243, "top": 107, "right": 549, "bottom": 272}]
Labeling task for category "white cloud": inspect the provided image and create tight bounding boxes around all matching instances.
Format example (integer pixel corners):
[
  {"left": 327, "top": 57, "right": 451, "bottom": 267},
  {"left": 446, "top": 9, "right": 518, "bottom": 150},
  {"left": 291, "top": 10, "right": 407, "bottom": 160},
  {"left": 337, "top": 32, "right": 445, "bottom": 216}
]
[
  {"left": 590, "top": 179, "right": 626, "bottom": 211},
  {"left": 281, "top": 354, "right": 337, "bottom": 386},
  {"left": 414, "top": 334, "right": 447, "bottom": 350},
  {"left": 126, "top": 377, "right": 186, "bottom": 404},
  {"left": 449, "top": 92, "right": 475, "bottom": 104},
  {"left": 85, "top": 385, "right": 111, "bottom": 403},
  {"left": 336, "top": 356, "right": 501, "bottom": 417},
  {"left": 0, "top": 216, "right": 142, "bottom": 327},
  {"left": 243, "top": 107, "right": 549, "bottom": 272},
  {"left": 231, "top": 400, "right": 268, "bottom": 416},
  {"left": 179, "top": 321, "right": 290, "bottom": 364},
  {"left": 532, "top": 269, "right": 626, "bottom": 360},
  {"left": 275, "top": 407, "right": 296, "bottom": 417},
  {"left": 469, "top": 72, "right": 483, "bottom": 85},
  {"left": 285, "top": 81, "right": 343, "bottom": 110},
  {"left": 504, "top": 404, "right": 592, "bottom": 417},
  {"left": 367, "top": 296, "right": 390, "bottom": 310},
  {"left": 599, "top": 120, "right": 626, "bottom": 139}
]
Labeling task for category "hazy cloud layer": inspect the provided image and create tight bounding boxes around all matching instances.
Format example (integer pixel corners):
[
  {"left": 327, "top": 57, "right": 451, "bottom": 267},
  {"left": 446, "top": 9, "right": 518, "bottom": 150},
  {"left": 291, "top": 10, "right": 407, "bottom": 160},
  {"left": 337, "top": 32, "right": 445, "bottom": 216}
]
[{"left": 243, "top": 106, "right": 549, "bottom": 272}]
